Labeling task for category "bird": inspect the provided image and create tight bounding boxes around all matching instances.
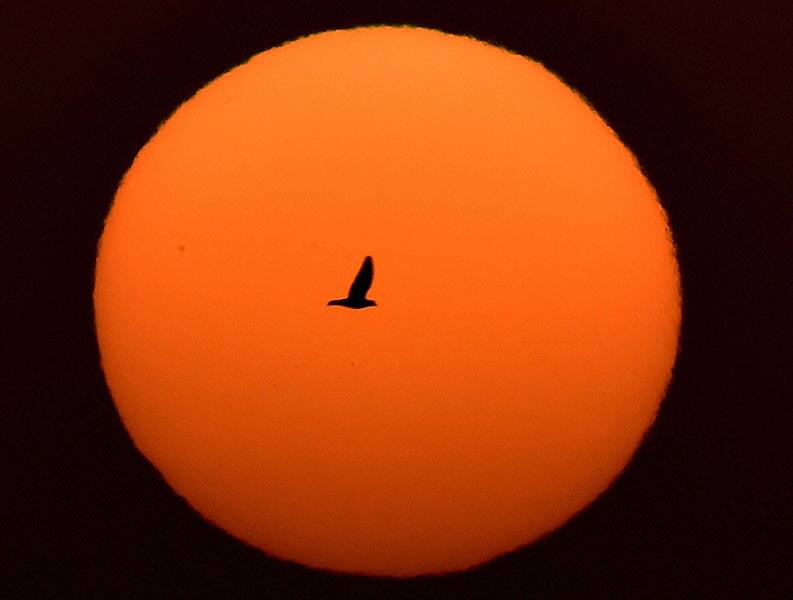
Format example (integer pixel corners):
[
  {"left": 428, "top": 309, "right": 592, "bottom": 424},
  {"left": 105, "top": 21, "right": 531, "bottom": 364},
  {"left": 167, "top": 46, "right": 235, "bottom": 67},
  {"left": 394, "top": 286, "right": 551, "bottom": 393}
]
[{"left": 327, "top": 256, "right": 377, "bottom": 309}]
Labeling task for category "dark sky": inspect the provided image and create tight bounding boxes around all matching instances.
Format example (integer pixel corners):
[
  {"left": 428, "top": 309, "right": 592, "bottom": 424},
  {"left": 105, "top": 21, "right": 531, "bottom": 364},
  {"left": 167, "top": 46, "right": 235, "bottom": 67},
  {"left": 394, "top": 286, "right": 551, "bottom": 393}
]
[{"left": 4, "top": 2, "right": 791, "bottom": 598}]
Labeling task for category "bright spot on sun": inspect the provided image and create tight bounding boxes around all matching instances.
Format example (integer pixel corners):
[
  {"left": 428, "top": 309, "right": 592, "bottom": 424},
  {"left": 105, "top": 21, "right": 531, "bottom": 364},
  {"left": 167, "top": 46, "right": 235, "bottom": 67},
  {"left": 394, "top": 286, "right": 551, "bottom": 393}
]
[{"left": 94, "top": 25, "right": 681, "bottom": 577}]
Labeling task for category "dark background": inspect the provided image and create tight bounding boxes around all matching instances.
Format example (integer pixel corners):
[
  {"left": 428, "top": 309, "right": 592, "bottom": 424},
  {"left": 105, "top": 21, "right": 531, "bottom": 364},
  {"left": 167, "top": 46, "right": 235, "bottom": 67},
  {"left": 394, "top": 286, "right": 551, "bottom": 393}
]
[{"left": 4, "top": 2, "right": 791, "bottom": 598}]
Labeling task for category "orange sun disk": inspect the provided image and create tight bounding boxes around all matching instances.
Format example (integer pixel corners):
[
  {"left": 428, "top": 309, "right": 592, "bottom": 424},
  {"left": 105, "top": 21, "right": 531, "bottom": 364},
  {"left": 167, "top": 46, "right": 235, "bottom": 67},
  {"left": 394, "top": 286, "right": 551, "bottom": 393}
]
[{"left": 94, "top": 26, "right": 681, "bottom": 577}]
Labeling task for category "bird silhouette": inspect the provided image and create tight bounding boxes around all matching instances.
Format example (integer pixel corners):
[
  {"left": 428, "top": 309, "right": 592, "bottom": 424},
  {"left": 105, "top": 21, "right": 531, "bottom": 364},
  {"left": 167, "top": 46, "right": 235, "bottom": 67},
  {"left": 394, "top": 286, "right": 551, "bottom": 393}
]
[{"left": 327, "top": 256, "right": 377, "bottom": 309}]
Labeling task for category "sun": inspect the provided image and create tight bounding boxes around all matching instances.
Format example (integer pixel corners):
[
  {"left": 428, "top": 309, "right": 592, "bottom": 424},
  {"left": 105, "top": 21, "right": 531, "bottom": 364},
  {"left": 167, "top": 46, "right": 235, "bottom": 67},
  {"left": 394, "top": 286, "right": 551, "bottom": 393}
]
[{"left": 94, "top": 25, "right": 681, "bottom": 577}]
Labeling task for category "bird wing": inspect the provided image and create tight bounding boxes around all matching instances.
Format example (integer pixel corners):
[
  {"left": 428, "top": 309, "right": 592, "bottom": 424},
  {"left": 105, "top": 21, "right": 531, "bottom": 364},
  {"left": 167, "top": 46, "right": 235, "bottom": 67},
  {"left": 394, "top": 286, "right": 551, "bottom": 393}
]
[{"left": 348, "top": 256, "right": 373, "bottom": 299}]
